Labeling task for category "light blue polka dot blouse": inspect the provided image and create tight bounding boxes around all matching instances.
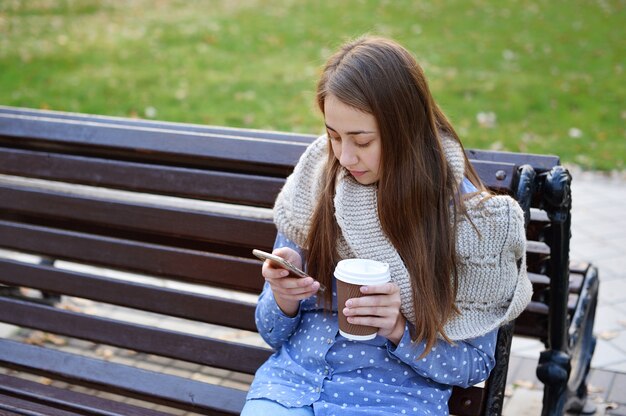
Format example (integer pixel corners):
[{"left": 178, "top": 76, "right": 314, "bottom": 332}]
[{"left": 246, "top": 178, "right": 497, "bottom": 415}]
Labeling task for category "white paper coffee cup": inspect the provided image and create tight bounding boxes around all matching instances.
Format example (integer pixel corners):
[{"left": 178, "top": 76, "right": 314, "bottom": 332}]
[{"left": 334, "top": 259, "right": 391, "bottom": 341}]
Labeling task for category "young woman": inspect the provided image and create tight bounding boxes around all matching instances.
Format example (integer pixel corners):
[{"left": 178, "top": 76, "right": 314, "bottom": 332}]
[{"left": 241, "top": 36, "right": 532, "bottom": 416}]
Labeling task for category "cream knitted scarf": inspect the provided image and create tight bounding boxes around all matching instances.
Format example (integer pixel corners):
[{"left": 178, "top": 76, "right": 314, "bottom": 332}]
[{"left": 273, "top": 135, "right": 532, "bottom": 340}]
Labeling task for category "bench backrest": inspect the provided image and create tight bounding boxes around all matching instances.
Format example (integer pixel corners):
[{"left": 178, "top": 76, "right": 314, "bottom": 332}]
[{"left": 0, "top": 107, "right": 561, "bottom": 415}]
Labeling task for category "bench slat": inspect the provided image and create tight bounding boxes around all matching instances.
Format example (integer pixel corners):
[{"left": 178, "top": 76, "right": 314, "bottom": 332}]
[
  {"left": 526, "top": 240, "right": 551, "bottom": 255},
  {"left": 0, "top": 374, "right": 169, "bottom": 416},
  {"left": 0, "top": 392, "right": 83, "bottom": 416},
  {"left": 0, "top": 105, "right": 318, "bottom": 144},
  {"left": 0, "top": 298, "right": 271, "bottom": 373},
  {"left": 516, "top": 292, "right": 581, "bottom": 338},
  {"left": 466, "top": 148, "right": 560, "bottom": 172},
  {"left": 0, "top": 113, "right": 308, "bottom": 176},
  {"left": 514, "top": 301, "right": 550, "bottom": 338},
  {"left": 569, "top": 261, "right": 591, "bottom": 275},
  {"left": 0, "top": 147, "right": 283, "bottom": 207},
  {"left": 0, "top": 339, "right": 246, "bottom": 415},
  {"left": 528, "top": 271, "right": 583, "bottom": 294},
  {"left": 0, "top": 258, "right": 258, "bottom": 332},
  {"left": 0, "top": 220, "right": 265, "bottom": 293},
  {"left": 0, "top": 183, "right": 276, "bottom": 249}
]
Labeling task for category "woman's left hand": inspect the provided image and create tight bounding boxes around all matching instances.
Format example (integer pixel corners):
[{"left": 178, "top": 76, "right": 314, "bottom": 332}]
[{"left": 343, "top": 282, "right": 406, "bottom": 345}]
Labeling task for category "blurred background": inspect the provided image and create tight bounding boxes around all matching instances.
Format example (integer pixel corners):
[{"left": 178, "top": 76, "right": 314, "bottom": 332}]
[{"left": 0, "top": 0, "right": 624, "bottom": 171}]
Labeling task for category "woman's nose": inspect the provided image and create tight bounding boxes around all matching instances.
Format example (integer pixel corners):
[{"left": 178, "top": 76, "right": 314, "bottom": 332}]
[{"left": 339, "top": 142, "right": 358, "bottom": 166}]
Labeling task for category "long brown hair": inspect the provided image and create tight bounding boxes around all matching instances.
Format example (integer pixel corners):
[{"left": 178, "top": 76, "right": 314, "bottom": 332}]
[{"left": 305, "top": 36, "right": 486, "bottom": 352}]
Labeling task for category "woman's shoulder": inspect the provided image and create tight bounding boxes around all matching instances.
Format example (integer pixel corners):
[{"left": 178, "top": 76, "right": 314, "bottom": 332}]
[
  {"left": 467, "top": 193, "right": 524, "bottom": 220},
  {"left": 459, "top": 192, "right": 527, "bottom": 260},
  {"left": 461, "top": 193, "right": 525, "bottom": 239}
]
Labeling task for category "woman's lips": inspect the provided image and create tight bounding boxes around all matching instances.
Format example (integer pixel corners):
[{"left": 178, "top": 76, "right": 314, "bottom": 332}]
[{"left": 349, "top": 170, "right": 366, "bottom": 177}]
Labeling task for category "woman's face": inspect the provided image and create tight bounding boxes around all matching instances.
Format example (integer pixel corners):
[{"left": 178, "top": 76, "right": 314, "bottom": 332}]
[{"left": 324, "top": 94, "right": 382, "bottom": 185}]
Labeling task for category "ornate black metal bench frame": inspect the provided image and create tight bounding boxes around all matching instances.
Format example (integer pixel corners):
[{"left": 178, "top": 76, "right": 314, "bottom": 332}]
[{"left": 0, "top": 106, "right": 598, "bottom": 415}]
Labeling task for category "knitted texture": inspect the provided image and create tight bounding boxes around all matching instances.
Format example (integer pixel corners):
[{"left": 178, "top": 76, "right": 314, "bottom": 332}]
[{"left": 273, "top": 135, "right": 532, "bottom": 340}]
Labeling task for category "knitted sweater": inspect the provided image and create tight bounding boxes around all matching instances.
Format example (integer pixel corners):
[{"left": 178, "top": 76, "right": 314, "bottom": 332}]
[{"left": 273, "top": 135, "right": 532, "bottom": 340}]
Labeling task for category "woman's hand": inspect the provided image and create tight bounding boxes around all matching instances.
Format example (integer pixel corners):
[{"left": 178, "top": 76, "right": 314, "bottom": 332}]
[
  {"left": 262, "top": 247, "right": 321, "bottom": 317},
  {"left": 342, "top": 282, "right": 406, "bottom": 345}
]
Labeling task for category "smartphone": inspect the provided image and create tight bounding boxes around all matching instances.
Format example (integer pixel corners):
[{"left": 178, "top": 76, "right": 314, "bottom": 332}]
[
  {"left": 252, "top": 249, "right": 326, "bottom": 292},
  {"left": 252, "top": 249, "right": 309, "bottom": 277}
]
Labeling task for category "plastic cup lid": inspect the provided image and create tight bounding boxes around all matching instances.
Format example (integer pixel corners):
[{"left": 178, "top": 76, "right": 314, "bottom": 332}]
[{"left": 334, "top": 259, "right": 390, "bottom": 285}]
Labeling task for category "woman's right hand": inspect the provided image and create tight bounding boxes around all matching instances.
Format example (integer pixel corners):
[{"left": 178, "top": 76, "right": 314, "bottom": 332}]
[{"left": 262, "top": 247, "right": 321, "bottom": 317}]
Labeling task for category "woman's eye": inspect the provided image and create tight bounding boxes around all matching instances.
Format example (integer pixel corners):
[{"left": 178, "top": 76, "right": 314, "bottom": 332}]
[
  {"left": 356, "top": 141, "right": 371, "bottom": 148},
  {"left": 329, "top": 134, "right": 341, "bottom": 142}
]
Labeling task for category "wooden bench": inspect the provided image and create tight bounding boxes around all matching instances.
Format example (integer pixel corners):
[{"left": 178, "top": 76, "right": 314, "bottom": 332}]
[{"left": 0, "top": 106, "right": 599, "bottom": 415}]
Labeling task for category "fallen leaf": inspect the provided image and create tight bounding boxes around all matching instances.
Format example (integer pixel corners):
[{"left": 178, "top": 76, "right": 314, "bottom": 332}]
[
  {"left": 39, "top": 377, "right": 53, "bottom": 385},
  {"left": 476, "top": 111, "right": 497, "bottom": 128},
  {"left": 568, "top": 127, "right": 583, "bottom": 138},
  {"left": 59, "top": 303, "right": 83, "bottom": 313},
  {"left": 587, "top": 384, "right": 604, "bottom": 394},
  {"left": 144, "top": 107, "right": 157, "bottom": 118},
  {"left": 243, "top": 114, "right": 255, "bottom": 125},
  {"left": 70, "top": 298, "right": 93, "bottom": 306},
  {"left": 502, "top": 49, "right": 516, "bottom": 61},
  {"left": 44, "top": 333, "right": 67, "bottom": 346},
  {"left": 24, "top": 331, "right": 46, "bottom": 346},
  {"left": 96, "top": 347, "right": 114, "bottom": 360},
  {"left": 597, "top": 331, "right": 619, "bottom": 340},
  {"left": 514, "top": 379, "right": 536, "bottom": 389}
]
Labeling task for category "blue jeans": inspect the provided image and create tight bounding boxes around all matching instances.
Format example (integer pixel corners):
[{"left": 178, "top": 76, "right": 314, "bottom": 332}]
[{"left": 240, "top": 398, "right": 315, "bottom": 415}]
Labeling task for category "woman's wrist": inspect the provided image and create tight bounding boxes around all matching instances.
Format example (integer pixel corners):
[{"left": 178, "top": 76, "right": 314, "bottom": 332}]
[
  {"left": 274, "top": 294, "right": 300, "bottom": 317},
  {"left": 387, "top": 315, "right": 406, "bottom": 346}
]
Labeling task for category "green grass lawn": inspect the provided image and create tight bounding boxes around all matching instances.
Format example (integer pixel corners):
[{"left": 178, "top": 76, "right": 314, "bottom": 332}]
[{"left": 1, "top": 0, "right": 624, "bottom": 170}]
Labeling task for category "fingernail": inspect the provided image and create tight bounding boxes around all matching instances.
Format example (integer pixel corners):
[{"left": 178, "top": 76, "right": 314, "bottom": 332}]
[
  {"left": 361, "top": 286, "right": 368, "bottom": 293},
  {"left": 281, "top": 271, "right": 289, "bottom": 277},
  {"left": 346, "top": 300, "right": 352, "bottom": 307}
]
